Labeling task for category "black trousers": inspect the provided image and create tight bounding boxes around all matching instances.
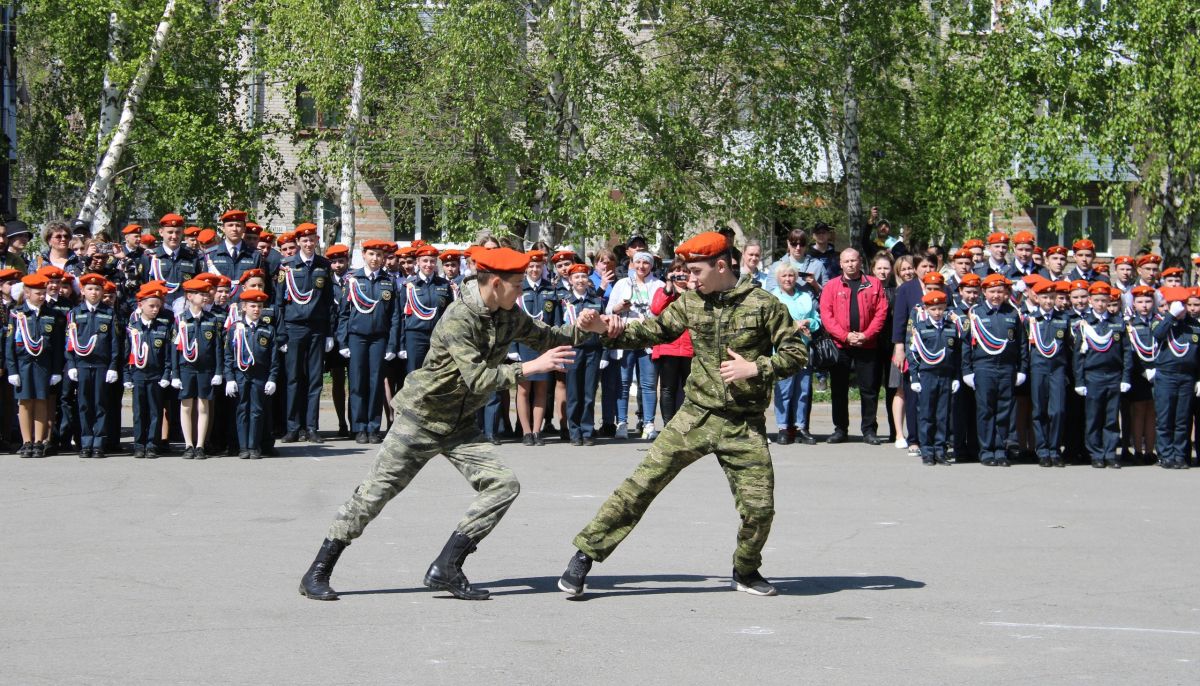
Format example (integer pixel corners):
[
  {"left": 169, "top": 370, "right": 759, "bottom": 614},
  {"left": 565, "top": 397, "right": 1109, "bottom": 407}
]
[
  {"left": 657, "top": 355, "right": 691, "bottom": 425},
  {"left": 284, "top": 325, "right": 324, "bottom": 433},
  {"left": 831, "top": 346, "right": 881, "bottom": 435}
]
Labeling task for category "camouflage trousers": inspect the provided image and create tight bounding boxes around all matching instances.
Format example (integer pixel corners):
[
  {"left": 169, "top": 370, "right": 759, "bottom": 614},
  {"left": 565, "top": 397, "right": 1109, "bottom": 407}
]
[
  {"left": 573, "top": 401, "right": 775, "bottom": 574},
  {"left": 328, "top": 415, "right": 519, "bottom": 543}
]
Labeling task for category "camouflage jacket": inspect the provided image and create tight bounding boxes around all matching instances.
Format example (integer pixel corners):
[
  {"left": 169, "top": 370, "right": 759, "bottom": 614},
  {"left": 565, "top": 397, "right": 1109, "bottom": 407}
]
[
  {"left": 397, "top": 276, "right": 587, "bottom": 435},
  {"left": 607, "top": 279, "right": 807, "bottom": 417}
]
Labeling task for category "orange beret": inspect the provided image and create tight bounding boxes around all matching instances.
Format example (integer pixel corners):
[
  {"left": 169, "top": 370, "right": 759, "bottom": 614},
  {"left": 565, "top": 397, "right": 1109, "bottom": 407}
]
[
  {"left": 675, "top": 231, "right": 731, "bottom": 262},
  {"left": 439, "top": 249, "right": 462, "bottom": 263},
  {"left": 159, "top": 213, "right": 185, "bottom": 228},
  {"left": 953, "top": 249, "right": 972, "bottom": 261},
  {"left": 922, "top": 291, "right": 947, "bottom": 306},
  {"left": 293, "top": 223, "right": 318, "bottom": 238},
  {"left": 182, "top": 278, "right": 213, "bottom": 293},
  {"left": 1052, "top": 281, "right": 1071, "bottom": 294},
  {"left": 361, "top": 239, "right": 389, "bottom": 252},
  {"left": 121, "top": 223, "right": 142, "bottom": 235},
  {"left": 197, "top": 229, "right": 218, "bottom": 245},
  {"left": 1067, "top": 279, "right": 1090, "bottom": 293},
  {"left": 986, "top": 232, "right": 1009, "bottom": 245},
  {"left": 567, "top": 263, "right": 590, "bottom": 276},
  {"left": 526, "top": 250, "right": 547, "bottom": 264},
  {"left": 238, "top": 288, "right": 269, "bottom": 303},
  {"left": 1160, "top": 286, "right": 1190, "bottom": 304},
  {"left": 1109, "top": 286, "right": 1121, "bottom": 299},
  {"left": 215, "top": 275, "right": 232, "bottom": 289},
  {"left": 1190, "top": 287, "right": 1200, "bottom": 301},
  {"left": 411, "top": 239, "right": 428, "bottom": 248},
  {"left": 413, "top": 245, "right": 440, "bottom": 258},
  {"left": 244, "top": 222, "right": 262, "bottom": 234},
  {"left": 1095, "top": 263, "right": 1109, "bottom": 274},
  {"left": 1130, "top": 285, "right": 1155, "bottom": 298},
  {"left": 325, "top": 244, "right": 350, "bottom": 258},
  {"left": 551, "top": 250, "right": 576, "bottom": 263},
  {"left": 239, "top": 268, "right": 265, "bottom": 282},
  {"left": 381, "top": 241, "right": 397, "bottom": 253},
  {"left": 220, "top": 209, "right": 247, "bottom": 223},
  {"left": 0, "top": 268, "right": 21, "bottom": 282},
  {"left": 1072, "top": 238, "right": 1095, "bottom": 252},
  {"left": 1022, "top": 274, "right": 1046, "bottom": 288},
  {"left": 1033, "top": 246, "right": 1044, "bottom": 255},
  {"left": 139, "top": 234, "right": 157, "bottom": 246},
  {"left": 258, "top": 232, "right": 275, "bottom": 244},
  {"left": 277, "top": 232, "right": 295, "bottom": 245},
  {"left": 1031, "top": 281, "right": 1056, "bottom": 295},
  {"left": 1113, "top": 255, "right": 1135, "bottom": 266},
  {"left": 981, "top": 273, "right": 1011, "bottom": 289},
  {"left": 1046, "top": 245, "right": 1068, "bottom": 257},
  {"left": 1012, "top": 231, "right": 1035, "bottom": 245},
  {"left": 1087, "top": 281, "right": 1111, "bottom": 296},
  {"left": 137, "top": 284, "right": 166, "bottom": 301},
  {"left": 78, "top": 273, "right": 106, "bottom": 288},
  {"left": 1161, "top": 266, "right": 1184, "bottom": 279},
  {"left": 921, "top": 272, "right": 945, "bottom": 286},
  {"left": 962, "top": 239, "right": 984, "bottom": 250},
  {"left": 103, "top": 280, "right": 117, "bottom": 294},
  {"left": 474, "top": 247, "right": 531, "bottom": 274},
  {"left": 36, "top": 265, "right": 65, "bottom": 279},
  {"left": 1136, "top": 254, "right": 1161, "bottom": 267},
  {"left": 21, "top": 274, "right": 49, "bottom": 289},
  {"left": 957, "top": 273, "right": 982, "bottom": 289},
  {"left": 396, "top": 246, "right": 416, "bottom": 258},
  {"left": 1193, "top": 256, "right": 1200, "bottom": 266},
  {"left": 184, "top": 226, "right": 202, "bottom": 237},
  {"left": 195, "top": 273, "right": 221, "bottom": 287}
]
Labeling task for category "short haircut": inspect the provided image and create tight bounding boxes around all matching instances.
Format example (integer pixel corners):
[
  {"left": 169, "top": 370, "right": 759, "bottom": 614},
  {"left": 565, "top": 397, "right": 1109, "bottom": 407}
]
[
  {"left": 787, "top": 229, "right": 808, "bottom": 245},
  {"left": 43, "top": 221, "right": 70, "bottom": 243},
  {"left": 773, "top": 261, "right": 798, "bottom": 279}
]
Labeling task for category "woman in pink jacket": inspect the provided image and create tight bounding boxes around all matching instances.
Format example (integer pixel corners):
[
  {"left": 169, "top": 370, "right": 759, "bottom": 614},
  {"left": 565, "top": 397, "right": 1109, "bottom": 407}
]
[{"left": 650, "top": 259, "right": 694, "bottom": 425}]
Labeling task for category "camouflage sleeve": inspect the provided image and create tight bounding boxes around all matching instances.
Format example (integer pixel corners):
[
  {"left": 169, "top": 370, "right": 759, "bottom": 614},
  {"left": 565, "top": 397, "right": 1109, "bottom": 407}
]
[
  {"left": 755, "top": 297, "right": 807, "bottom": 385},
  {"left": 513, "top": 310, "right": 586, "bottom": 351},
  {"left": 441, "top": 311, "right": 523, "bottom": 393},
  {"left": 604, "top": 296, "right": 688, "bottom": 350}
]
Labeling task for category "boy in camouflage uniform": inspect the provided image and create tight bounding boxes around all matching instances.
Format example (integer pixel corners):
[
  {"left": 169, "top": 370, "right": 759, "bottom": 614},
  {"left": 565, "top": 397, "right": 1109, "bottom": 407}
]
[
  {"left": 559, "top": 231, "right": 808, "bottom": 597},
  {"left": 300, "top": 246, "right": 606, "bottom": 601}
]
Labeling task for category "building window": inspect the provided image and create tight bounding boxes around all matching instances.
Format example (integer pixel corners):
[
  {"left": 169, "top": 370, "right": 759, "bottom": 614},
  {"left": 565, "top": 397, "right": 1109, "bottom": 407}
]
[
  {"left": 1035, "top": 205, "right": 1121, "bottom": 254},
  {"left": 637, "top": 1, "right": 663, "bottom": 27},
  {"left": 296, "top": 85, "right": 341, "bottom": 130},
  {"left": 390, "top": 194, "right": 464, "bottom": 243}
]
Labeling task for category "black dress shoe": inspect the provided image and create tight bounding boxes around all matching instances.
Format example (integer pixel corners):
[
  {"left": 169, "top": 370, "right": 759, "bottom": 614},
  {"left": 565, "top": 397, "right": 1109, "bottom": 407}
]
[
  {"left": 1107, "top": 459, "right": 1122, "bottom": 469},
  {"left": 92, "top": 449, "right": 106, "bottom": 459},
  {"left": 79, "top": 449, "right": 90, "bottom": 459},
  {"left": 337, "top": 425, "right": 350, "bottom": 438},
  {"left": 308, "top": 431, "right": 325, "bottom": 444},
  {"left": 827, "top": 429, "right": 847, "bottom": 444},
  {"left": 1092, "top": 460, "right": 1106, "bottom": 468},
  {"left": 795, "top": 429, "right": 817, "bottom": 445},
  {"left": 775, "top": 431, "right": 793, "bottom": 445},
  {"left": 935, "top": 454, "right": 951, "bottom": 465},
  {"left": 571, "top": 438, "right": 583, "bottom": 446},
  {"left": 863, "top": 433, "right": 881, "bottom": 446},
  {"left": 1039, "top": 457, "right": 1051, "bottom": 467},
  {"left": 239, "top": 450, "right": 251, "bottom": 459},
  {"left": 281, "top": 431, "right": 299, "bottom": 443},
  {"left": 922, "top": 456, "right": 935, "bottom": 465},
  {"left": 487, "top": 435, "right": 502, "bottom": 446},
  {"left": 369, "top": 432, "right": 385, "bottom": 444},
  {"left": 583, "top": 437, "right": 596, "bottom": 446},
  {"left": 522, "top": 433, "right": 535, "bottom": 446},
  {"left": 995, "top": 457, "right": 1010, "bottom": 467},
  {"left": 981, "top": 457, "right": 996, "bottom": 466},
  {"left": 355, "top": 432, "right": 369, "bottom": 444}
]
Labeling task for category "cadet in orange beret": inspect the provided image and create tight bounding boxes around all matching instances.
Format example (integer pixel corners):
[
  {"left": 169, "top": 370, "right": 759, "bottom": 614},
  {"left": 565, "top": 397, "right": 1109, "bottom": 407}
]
[
  {"left": 64, "top": 272, "right": 121, "bottom": 459},
  {"left": 7, "top": 274, "right": 65, "bottom": 457},
  {"left": 1124, "top": 285, "right": 1159, "bottom": 465},
  {"left": 224, "top": 289, "right": 282, "bottom": 459},
  {"left": 171, "top": 278, "right": 226, "bottom": 460},
  {"left": 906, "top": 289, "right": 961, "bottom": 465},
  {"left": 321, "top": 244, "right": 352, "bottom": 437},
  {"left": 439, "top": 249, "right": 464, "bottom": 285},
  {"left": 972, "top": 232, "right": 1018, "bottom": 280},
  {"left": 1148, "top": 287, "right": 1200, "bottom": 468},
  {"left": 1070, "top": 280, "right": 1131, "bottom": 467},
  {"left": 1027, "top": 280, "right": 1074, "bottom": 467},
  {"left": 1043, "top": 245, "right": 1069, "bottom": 282},
  {"left": 299, "top": 245, "right": 607, "bottom": 603},
  {"left": 126, "top": 284, "right": 175, "bottom": 458},
  {"left": 1111, "top": 255, "right": 1136, "bottom": 295},
  {"left": 399, "top": 240, "right": 454, "bottom": 375},
  {"left": 1009, "top": 231, "right": 1044, "bottom": 280},
  {"left": 962, "top": 272, "right": 1028, "bottom": 466},
  {"left": 560, "top": 230, "right": 808, "bottom": 598},
  {"left": 1066, "top": 238, "right": 1109, "bottom": 283},
  {"left": 206, "top": 211, "right": 263, "bottom": 306}
]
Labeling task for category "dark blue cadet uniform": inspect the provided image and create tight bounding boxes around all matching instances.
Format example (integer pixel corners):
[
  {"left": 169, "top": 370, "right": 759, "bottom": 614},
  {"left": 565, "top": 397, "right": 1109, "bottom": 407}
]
[
  {"left": 5, "top": 304, "right": 65, "bottom": 400},
  {"left": 172, "top": 309, "right": 225, "bottom": 400},
  {"left": 139, "top": 246, "right": 201, "bottom": 307},
  {"left": 204, "top": 241, "right": 262, "bottom": 295},
  {"left": 225, "top": 316, "right": 283, "bottom": 457},
  {"left": 560, "top": 289, "right": 603, "bottom": 442},
  {"left": 399, "top": 272, "right": 453, "bottom": 372},
  {"left": 1072, "top": 310, "right": 1132, "bottom": 466},
  {"left": 47, "top": 296, "right": 80, "bottom": 448},
  {"left": 963, "top": 301, "right": 1028, "bottom": 465},
  {"left": 126, "top": 312, "right": 175, "bottom": 454},
  {"left": 948, "top": 305, "right": 978, "bottom": 460},
  {"left": 1027, "top": 307, "right": 1073, "bottom": 465},
  {"left": 906, "top": 313, "right": 961, "bottom": 463},
  {"left": 337, "top": 268, "right": 401, "bottom": 435},
  {"left": 65, "top": 303, "right": 121, "bottom": 452},
  {"left": 1150, "top": 313, "right": 1200, "bottom": 468},
  {"left": 275, "top": 252, "right": 335, "bottom": 434},
  {"left": 512, "top": 278, "right": 559, "bottom": 382}
]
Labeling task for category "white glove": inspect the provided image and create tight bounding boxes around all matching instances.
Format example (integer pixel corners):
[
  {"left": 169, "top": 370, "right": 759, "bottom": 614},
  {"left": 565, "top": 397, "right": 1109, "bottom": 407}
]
[
  {"left": 225, "top": 380, "right": 238, "bottom": 397},
  {"left": 963, "top": 373, "right": 975, "bottom": 389},
  {"left": 1016, "top": 372, "right": 1027, "bottom": 386},
  {"left": 211, "top": 374, "right": 223, "bottom": 386},
  {"left": 7, "top": 374, "right": 18, "bottom": 388},
  {"left": 123, "top": 381, "right": 134, "bottom": 389},
  {"left": 280, "top": 343, "right": 288, "bottom": 353},
  {"left": 951, "top": 380, "right": 960, "bottom": 394},
  {"left": 600, "top": 359, "right": 610, "bottom": 370},
  {"left": 1012, "top": 279, "right": 1027, "bottom": 293},
  {"left": 264, "top": 381, "right": 277, "bottom": 396},
  {"left": 1144, "top": 369, "right": 1156, "bottom": 381},
  {"left": 1194, "top": 380, "right": 1200, "bottom": 397},
  {"left": 506, "top": 352, "right": 520, "bottom": 361},
  {"left": 159, "top": 378, "right": 171, "bottom": 388},
  {"left": 105, "top": 370, "right": 118, "bottom": 384},
  {"left": 399, "top": 350, "right": 408, "bottom": 360},
  {"left": 1074, "top": 386, "right": 1087, "bottom": 396},
  {"left": 340, "top": 348, "right": 351, "bottom": 359},
  {"left": 50, "top": 374, "right": 62, "bottom": 386},
  {"left": 384, "top": 352, "right": 395, "bottom": 361},
  {"left": 67, "top": 368, "right": 78, "bottom": 382},
  {"left": 1170, "top": 301, "right": 1186, "bottom": 318},
  {"left": 171, "top": 378, "right": 182, "bottom": 389},
  {"left": 910, "top": 382, "right": 922, "bottom": 393},
  {"left": 1120, "top": 382, "right": 1131, "bottom": 393},
  {"left": 325, "top": 337, "right": 335, "bottom": 352}
]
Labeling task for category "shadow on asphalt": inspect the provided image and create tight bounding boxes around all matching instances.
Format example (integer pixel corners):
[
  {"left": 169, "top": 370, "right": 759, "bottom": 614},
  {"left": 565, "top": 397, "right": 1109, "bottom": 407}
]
[{"left": 338, "top": 575, "right": 924, "bottom": 599}]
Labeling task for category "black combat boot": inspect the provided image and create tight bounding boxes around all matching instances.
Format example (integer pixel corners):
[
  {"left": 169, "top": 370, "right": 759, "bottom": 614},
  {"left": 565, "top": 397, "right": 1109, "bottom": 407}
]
[
  {"left": 423, "top": 531, "right": 490, "bottom": 600},
  {"left": 299, "top": 538, "right": 348, "bottom": 601}
]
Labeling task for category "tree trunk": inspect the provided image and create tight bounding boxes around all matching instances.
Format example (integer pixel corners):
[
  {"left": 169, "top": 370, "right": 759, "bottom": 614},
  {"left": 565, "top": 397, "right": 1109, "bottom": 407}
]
[
  {"left": 339, "top": 61, "right": 365, "bottom": 248},
  {"left": 92, "top": 11, "right": 123, "bottom": 235},
  {"left": 78, "top": 0, "right": 178, "bottom": 227},
  {"left": 840, "top": 7, "right": 864, "bottom": 250},
  {"left": 1159, "top": 168, "right": 1193, "bottom": 272}
]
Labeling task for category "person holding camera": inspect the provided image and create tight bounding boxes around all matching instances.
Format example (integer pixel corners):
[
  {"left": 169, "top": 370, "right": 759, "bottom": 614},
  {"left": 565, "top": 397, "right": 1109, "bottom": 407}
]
[{"left": 650, "top": 259, "right": 694, "bottom": 426}]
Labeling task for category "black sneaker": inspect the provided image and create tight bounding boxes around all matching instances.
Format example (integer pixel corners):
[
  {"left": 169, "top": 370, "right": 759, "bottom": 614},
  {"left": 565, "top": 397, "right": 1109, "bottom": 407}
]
[
  {"left": 534, "top": 433, "right": 546, "bottom": 446},
  {"left": 194, "top": 447, "right": 207, "bottom": 460},
  {"left": 239, "top": 450, "right": 251, "bottom": 459},
  {"left": 583, "top": 437, "right": 596, "bottom": 446},
  {"left": 355, "top": 432, "right": 369, "bottom": 444},
  {"left": 732, "top": 569, "right": 778, "bottom": 596},
  {"left": 558, "top": 550, "right": 593, "bottom": 597},
  {"left": 144, "top": 448, "right": 158, "bottom": 460},
  {"left": 522, "top": 433, "right": 535, "bottom": 446},
  {"left": 91, "top": 449, "right": 106, "bottom": 459},
  {"left": 182, "top": 446, "right": 195, "bottom": 460},
  {"left": 18, "top": 442, "right": 32, "bottom": 458}
]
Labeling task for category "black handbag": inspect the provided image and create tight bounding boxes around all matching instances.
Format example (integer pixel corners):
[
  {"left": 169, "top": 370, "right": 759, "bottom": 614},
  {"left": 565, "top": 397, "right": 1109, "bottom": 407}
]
[{"left": 807, "top": 327, "right": 840, "bottom": 371}]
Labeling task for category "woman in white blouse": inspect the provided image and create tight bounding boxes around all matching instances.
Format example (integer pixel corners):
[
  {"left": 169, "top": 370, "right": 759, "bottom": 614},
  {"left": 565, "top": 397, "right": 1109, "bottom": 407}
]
[{"left": 605, "top": 251, "right": 664, "bottom": 439}]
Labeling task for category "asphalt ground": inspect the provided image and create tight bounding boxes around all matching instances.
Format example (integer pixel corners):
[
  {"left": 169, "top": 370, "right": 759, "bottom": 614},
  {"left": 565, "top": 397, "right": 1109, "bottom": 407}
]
[{"left": 2, "top": 398, "right": 1199, "bottom": 685}]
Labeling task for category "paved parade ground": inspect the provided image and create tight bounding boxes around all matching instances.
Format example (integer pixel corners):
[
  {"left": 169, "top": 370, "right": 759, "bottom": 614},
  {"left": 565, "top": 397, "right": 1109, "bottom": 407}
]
[{"left": 3, "top": 404, "right": 1199, "bottom": 685}]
